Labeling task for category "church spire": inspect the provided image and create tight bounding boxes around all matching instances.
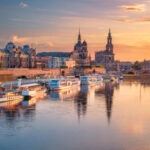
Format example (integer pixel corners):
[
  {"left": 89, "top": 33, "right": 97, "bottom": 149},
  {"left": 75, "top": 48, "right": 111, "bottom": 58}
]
[
  {"left": 108, "top": 28, "right": 112, "bottom": 39},
  {"left": 106, "top": 28, "right": 113, "bottom": 53},
  {"left": 78, "top": 28, "right": 81, "bottom": 43}
]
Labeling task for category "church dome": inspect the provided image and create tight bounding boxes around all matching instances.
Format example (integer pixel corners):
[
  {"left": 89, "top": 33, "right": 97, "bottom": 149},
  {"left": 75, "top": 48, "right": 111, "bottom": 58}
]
[
  {"left": 5, "top": 41, "right": 15, "bottom": 51},
  {"left": 83, "top": 40, "right": 87, "bottom": 45}
]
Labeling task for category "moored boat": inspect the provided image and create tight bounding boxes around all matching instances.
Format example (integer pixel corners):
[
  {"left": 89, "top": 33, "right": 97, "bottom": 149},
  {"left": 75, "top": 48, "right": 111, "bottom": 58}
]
[
  {"left": 46, "top": 76, "right": 80, "bottom": 91},
  {"left": 80, "top": 74, "right": 103, "bottom": 85},
  {"left": 20, "top": 83, "right": 46, "bottom": 98},
  {"left": 0, "top": 89, "right": 23, "bottom": 105}
]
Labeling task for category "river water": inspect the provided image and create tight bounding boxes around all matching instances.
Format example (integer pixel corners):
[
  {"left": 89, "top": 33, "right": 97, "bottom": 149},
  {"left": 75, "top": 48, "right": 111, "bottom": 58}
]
[{"left": 0, "top": 80, "right": 150, "bottom": 150}]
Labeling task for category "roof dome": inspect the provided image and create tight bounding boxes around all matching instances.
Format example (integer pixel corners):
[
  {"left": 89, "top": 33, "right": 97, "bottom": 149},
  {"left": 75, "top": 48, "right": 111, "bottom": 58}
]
[
  {"left": 83, "top": 40, "right": 87, "bottom": 45},
  {"left": 5, "top": 42, "right": 15, "bottom": 51}
]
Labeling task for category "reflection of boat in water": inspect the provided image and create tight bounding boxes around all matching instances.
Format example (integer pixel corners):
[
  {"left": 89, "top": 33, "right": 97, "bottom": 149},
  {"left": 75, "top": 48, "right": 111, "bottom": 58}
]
[
  {"left": 46, "top": 76, "right": 80, "bottom": 91},
  {"left": 80, "top": 74, "right": 103, "bottom": 85},
  {"left": 103, "top": 75, "right": 119, "bottom": 82},
  {"left": 20, "top": 83, "right": 46, "bottom": 98},
  {"left": 48, "top": 86, "right": 80, "bottom": 100},
  {"left": 21, "top": 97, "right": 37, "bottom": 107},
  {"left": 0, "top": 89, "right": 23, "bottom": 107}
]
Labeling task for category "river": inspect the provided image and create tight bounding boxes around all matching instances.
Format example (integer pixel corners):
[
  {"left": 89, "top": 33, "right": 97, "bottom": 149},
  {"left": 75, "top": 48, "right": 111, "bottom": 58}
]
[{"left": 0, "top": 80, "right": 150, "bottom": 150}]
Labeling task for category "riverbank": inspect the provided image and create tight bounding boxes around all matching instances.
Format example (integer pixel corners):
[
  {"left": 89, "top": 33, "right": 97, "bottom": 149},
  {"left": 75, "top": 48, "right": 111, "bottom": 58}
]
[{"left": 0, "top": 68, "right": 105, "bottom": 78}]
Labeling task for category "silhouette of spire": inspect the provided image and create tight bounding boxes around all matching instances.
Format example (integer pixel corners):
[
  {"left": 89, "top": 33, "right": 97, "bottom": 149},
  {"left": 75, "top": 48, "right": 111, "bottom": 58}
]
[
  {"left": 108, "top": 28, "right": 112, "bottom": 38},
  {"left": 78, "top": 28, "right": 81, "bottom": 42}
]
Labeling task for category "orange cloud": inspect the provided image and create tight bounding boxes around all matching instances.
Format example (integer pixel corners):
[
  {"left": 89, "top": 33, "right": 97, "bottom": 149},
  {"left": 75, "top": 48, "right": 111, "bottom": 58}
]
[
  {"left": 120, "top": 4, "right": 146, "bottom": 12},
  {"left": 116, "top": 17, "right": 150, "bottom": 24},
  {"left": 12, "top": 35, "right": 29, "bottom": 43}
]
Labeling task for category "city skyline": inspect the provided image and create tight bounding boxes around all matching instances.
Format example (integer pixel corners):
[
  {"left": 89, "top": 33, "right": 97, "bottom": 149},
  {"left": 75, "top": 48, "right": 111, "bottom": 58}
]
[{"left": 0, "top": 0, "right": 150, "bottom": 61}]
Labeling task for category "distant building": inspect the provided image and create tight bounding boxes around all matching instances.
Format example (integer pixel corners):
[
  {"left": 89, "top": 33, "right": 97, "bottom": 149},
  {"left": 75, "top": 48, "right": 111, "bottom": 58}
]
[
  {"left": 71, "top": 29, "right": 91, "bottom": 66},
  {"left": 95, "top": 29, "right": 114, "bottom": 67},
  {"left": 65, "top": 59, "right": 76, "bottom": 68},
  {"left": 0, "top": 42, "right": 36, "bottom": 68},
  {"left": 141, "top": 60, "right": 150, "bottom": 73},
  {"left": 47, "top": 57, "right": 75, "bottom": 68},
  {"left": 36, "top": 57, "right": 51, "bottom": 68},
  {"left": 95, "top": 29, "right": 116, "bottom": 71},
  {"left": 37, "top": 52, "right": 71, "bottom": 58},
  {"left": 119, "top": 61, "right": 132, "bottom": 73},
  {"left": 48, "top": 57, "right": 66, "bottom": 68}
]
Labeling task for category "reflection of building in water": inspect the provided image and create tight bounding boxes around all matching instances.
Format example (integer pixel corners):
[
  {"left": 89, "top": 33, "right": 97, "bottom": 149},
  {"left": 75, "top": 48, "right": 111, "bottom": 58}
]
[
  {"left": 105, "top": 83, "right": 114, "bottom": 123},
  {"left": 95, "top": 82, "right": 119, "bottom": 123},
  {"left": 48, "top": 87, "right": 80, "bottom": 101},
  {"left": 75, "top": 85, "right": 88, "bottom": 120},
  {"left": 139, "top": 79, "right": 150, "bottom": 87}
]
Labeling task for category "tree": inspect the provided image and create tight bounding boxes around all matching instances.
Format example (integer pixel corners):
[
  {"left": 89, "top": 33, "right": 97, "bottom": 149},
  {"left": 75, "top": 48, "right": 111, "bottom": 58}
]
[
  {"left": 60, "top": 66, "right": 68, "bottom": 69},
  {"left": 132, "top": 61, "right": 142, "bottom": 70},
  {"left": 0, "top": 62, "right": 3, "bottom": 68}
]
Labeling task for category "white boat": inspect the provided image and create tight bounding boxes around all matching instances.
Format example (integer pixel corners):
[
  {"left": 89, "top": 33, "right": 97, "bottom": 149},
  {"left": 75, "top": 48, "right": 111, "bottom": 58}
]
[
  {"left": 80, "top": 74, "right": 103, "bottom": 85},
  {"left": 20, "top": 83, "right": 46, "bottom": 97},
  {"left": 46, "top": 76, "right": 80, "bottom": 91},
  {"left": 0, "top": 89, "right": 23, "bottom": 104},
  {"left": 119, "top": 76, "right": 123, "bottom": 80}
]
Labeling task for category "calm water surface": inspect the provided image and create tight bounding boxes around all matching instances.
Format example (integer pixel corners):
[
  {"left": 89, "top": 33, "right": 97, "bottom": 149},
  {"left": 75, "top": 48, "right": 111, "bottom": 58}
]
[{"left": 0, "top": 80, "right": 150, "bottom": 150}]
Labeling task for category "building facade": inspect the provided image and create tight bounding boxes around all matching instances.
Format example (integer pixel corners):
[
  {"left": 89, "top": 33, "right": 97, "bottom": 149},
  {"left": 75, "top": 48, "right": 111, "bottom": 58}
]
[
  {"left": 71, "top": 30, "right": 91, "bottom": 66},
  {"left": 65, "top": 59, "right": 76, "bottom": 68},
  {"left": 0, "top": 42, "right": 36, "bottom": 68},
  {"left": 95, "top": 29, "right": 114, "bottom": 65},
  {"left": 119, "top": 61, "right": 132, "bottom": 73},
  {"left": 95, "top": 29, "right": 115, "bottom": 71},
  {"left": 36, "top": 57, "right": 51, "bottom": 68},
  {"left": 141, "top": 60, "right": 150, "bottom": 73}
]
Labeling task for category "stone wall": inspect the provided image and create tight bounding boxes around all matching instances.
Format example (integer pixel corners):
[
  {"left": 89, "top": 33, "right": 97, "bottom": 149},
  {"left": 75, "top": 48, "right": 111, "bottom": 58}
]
[
  {"left": 74, "top": 68, "right": 105, "bottom": 76},
  {"left": 0, "top": 68, "right": 73, "bottom": 77},
  {"left": 0, "top": 68, "right": 105, "bottom": 77}
]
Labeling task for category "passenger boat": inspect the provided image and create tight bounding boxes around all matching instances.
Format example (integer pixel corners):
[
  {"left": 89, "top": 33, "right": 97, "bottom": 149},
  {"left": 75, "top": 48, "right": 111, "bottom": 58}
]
[
  {"left": 80, "top": 74, "right": 103, "bottom": 85},
  {"left": 0, "top": 89, "right": 23, "bottom": 104},
  {"left": 46, "top": 76, "right": 80, "bottom": 91},
  {"left": 20, "top": 83, "right": 46, "bottom": 97}
]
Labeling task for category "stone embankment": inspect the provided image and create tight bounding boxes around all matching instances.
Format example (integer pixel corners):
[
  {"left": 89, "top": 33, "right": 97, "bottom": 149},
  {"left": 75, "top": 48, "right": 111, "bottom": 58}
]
[
  {"left": 0, "top": 68, "right": 105, "bottom": 77},
  {"left": 0, "top": 68, "right": 71, "bottom": 77}
]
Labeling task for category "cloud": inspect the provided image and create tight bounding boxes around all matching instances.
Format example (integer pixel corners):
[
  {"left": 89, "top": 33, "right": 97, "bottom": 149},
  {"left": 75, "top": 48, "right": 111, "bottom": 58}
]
[
  {"left": 47, "top": 42, "right": 54, "bottom": 47},
  {"left": 19, "top": 2, "right": 28, "bottom": 8},
  {"left": 12, "top": 35, "right": 29, "bottom": 43},
  {"left": 116, "top": 17, "right": 150, "bottom": 24},
  {"left": 11, "top": 35, "right": 54, "bottom": 52},
  {"left": 120, "top": 4, "right": 146, "bottom": 12}
]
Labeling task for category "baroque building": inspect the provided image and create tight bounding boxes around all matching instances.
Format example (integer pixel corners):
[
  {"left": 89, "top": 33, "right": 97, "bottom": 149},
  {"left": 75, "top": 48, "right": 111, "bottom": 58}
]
[
  {"left": 95, "top": 29, "right": 114, "bottom": 64},
  {"left": 71, "top": 30, "right": 91, "bottom": 66},
  {"left": 95, "top": 29, "right": 118, "bottom": 71},
  {"left": 0, "top": 42, "right": 36, "bottom": 68}
]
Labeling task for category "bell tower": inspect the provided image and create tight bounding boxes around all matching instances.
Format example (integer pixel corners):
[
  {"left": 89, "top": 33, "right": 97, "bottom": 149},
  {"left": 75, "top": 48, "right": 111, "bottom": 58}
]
[{"left": 106, "top": 29, "right": 113, "bottom": 53}]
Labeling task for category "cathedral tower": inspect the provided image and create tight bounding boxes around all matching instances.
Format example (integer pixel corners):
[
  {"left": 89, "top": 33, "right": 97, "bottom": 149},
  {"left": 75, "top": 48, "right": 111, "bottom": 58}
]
[
  {"left": 106, "top": 29, "right": 113, "bottom": 53},
  {"left": 71, "top": 29, "right": 91, "bottom": 66}
]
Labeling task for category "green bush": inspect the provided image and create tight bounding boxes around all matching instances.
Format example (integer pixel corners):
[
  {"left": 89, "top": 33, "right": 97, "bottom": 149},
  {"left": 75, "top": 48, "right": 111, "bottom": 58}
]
[
  {"left": 132, "top": 61, "right": 142, "bottom": 70},
  {"left": 0, "top": 62, "right": 3, "bottom": 68},
  {"left": 60, "top": 66, "right": 68, "bottom": 69}
]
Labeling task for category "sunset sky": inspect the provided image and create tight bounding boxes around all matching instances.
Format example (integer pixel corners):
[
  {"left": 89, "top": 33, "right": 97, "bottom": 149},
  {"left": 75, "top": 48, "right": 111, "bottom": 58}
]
[{"left": 0, "top": 0, "right": 150, "bottom": 61}]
